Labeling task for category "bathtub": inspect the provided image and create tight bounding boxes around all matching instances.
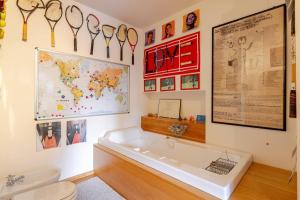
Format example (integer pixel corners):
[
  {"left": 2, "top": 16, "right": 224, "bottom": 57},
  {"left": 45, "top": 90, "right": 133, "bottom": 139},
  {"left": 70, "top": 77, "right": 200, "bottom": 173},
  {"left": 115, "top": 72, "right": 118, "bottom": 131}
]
[
  {"left": 98, "top": 127, "right": 252, "bottom": 200},
  {"left": 0, "top": 168, "right": 60, "bottom": 200}
]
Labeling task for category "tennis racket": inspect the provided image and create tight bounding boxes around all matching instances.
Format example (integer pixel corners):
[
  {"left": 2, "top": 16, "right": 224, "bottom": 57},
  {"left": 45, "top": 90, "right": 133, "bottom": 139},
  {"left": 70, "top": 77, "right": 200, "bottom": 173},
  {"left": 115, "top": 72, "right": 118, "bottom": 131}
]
[
  {"left": 44, "top": 0, "right": 63, "bottom": 47},
  {"left": 116, "top": 24, "right": 127, "bottom": 61},
  {"left": 65, "top": 5, "right": 83, "bottom": 52},
  {"left": 155, "top": 48, "right": 165, "bottom": 72},
  {"left": 86, "top": 14, "right": 100, "bottom": 55},
  {"left": 102, "top": 24, "right": 116, "bottom": 58},
  {"left": 127, "top": 28, "right": 138, "bottom": 65},
  {"left": 166, "top": 45, "right": 179, "bottom": 66},
  {"left": 16, "top": 0, "right": 45, "bottom": 41}
]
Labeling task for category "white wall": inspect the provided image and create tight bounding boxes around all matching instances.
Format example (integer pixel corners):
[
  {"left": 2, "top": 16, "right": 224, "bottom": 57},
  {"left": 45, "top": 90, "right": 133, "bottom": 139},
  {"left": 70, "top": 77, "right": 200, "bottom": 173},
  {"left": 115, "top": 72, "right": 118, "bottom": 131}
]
[
  {"left": 0, "top": 0, "right": 145, "bottom": 179},
  {"left": 143, "top": 0, "right": 297, "bottom": 170},
  {"left": 296, "top": 0, "right": 300, "bottom": 198}
]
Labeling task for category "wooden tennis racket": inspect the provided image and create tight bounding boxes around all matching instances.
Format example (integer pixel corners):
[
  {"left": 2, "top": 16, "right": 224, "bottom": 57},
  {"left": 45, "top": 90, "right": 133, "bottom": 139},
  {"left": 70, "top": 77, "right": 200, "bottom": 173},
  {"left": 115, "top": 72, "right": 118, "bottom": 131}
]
[
  {"left": 65, "top": 5, "right": 83, "bottom": 52},
  {"left": 86, "top": 14, "right": 100, "bottom": 55},
  {"left": 44, "top": 0, "right": 63, "bottom": 47},
  {"left": 127, "top": 28, "right": 138, "bottom": 65},
  {"left": 116, "top": 24, "right": 127, "bottom": 61},
  {"left": 102, "top": 24, "right": 116, "bottom": 58},
  {"left": 16, "top": 0, "right": 45, "bottom": 41}
]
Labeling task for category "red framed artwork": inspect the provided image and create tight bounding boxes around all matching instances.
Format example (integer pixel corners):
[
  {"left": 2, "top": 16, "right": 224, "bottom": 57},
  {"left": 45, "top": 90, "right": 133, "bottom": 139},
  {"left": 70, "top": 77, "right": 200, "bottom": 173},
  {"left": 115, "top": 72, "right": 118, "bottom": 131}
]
[
  {"left": 180, "top": 73, "right": 200, "bottom": 90},
  {"left": 160, "top": 77, "right": 176, "bottom": 92},
  {"left": 144, "top": 32, "right": 200, "bottom": 79},
  {"left": 144, "top": 79, "right": 156, "bottom": 92}
]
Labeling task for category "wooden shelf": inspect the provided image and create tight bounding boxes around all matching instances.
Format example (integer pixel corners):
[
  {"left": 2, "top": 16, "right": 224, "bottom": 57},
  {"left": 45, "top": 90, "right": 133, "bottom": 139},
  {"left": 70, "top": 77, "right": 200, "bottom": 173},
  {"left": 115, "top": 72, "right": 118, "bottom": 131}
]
[{"left": 141, "top": 116, "right": 205, "bottom": 143}]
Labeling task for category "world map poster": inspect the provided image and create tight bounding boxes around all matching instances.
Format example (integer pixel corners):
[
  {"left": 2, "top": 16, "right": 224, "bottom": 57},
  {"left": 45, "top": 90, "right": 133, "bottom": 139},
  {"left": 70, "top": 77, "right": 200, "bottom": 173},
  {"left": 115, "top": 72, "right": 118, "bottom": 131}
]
[{"left": 35, "top": 49, "right": 130, "bottom": 120}]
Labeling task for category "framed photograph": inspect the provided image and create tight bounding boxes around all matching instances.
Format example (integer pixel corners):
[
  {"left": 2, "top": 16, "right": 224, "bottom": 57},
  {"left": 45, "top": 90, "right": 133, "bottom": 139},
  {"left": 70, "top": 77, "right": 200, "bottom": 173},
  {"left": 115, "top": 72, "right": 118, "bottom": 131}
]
[
  {"left": 66, "top": 119, "right": 87, "bottom": 145},
  {"left": 162, "top": 20, "right": 175, "bottom": 40},
  {"left": 145, "top": 29, "right": 155, "bottom": 46},
  {"left": 36, "top": 122, "right": 61, "bottom": 151},
  {"left": 182, "top": 9, "right": 200, "bottom": 32},
  {"left": 181, "top": 73, "right": 200, "bottom": 90},
  {"left": 158, "top": 99, "right": 181, "bottom": 119},
  {"left": 144, "top": 79, "right": 156, "bottom": 92},
  {"left": 160, "top": 77, "right": 175, "bottom": 91},
  {"left": 212, "top": 5, "right": 286, "bottom": 131}
]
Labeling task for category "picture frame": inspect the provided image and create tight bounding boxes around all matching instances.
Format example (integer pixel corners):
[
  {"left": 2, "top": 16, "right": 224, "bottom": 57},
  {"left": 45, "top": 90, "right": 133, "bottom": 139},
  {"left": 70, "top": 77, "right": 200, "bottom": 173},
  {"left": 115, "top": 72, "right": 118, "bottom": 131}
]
[
  {"left": 162, "top": 20, "right": 175, "bottom": 40},
  {"left": 158, "top": 99, "right": 181, "bottom": 119},
  {"left": 160, "top": 77, "right": 175, "bottom": 91},
  {"left": 144, "top": 79, "right": 156, "bottom": 92},
  {"left": 180, "top": 73, "right": 200, "bottom": 90},
  {"left": 145, "top": 29, "right": 155, "bottom": 46},
  {"left": 182, "top": 9, "right": 200, "bottom": 32},
  {"left": 212, "top": 5, "right": 286, "bottom": 131}
]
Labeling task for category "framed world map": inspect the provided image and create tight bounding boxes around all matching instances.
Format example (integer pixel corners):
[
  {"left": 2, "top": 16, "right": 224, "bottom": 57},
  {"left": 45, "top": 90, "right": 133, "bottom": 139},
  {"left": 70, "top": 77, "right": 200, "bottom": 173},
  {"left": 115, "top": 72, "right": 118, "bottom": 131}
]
[{"left": 35, "top": 48, "right": 130, "bottom": 120}]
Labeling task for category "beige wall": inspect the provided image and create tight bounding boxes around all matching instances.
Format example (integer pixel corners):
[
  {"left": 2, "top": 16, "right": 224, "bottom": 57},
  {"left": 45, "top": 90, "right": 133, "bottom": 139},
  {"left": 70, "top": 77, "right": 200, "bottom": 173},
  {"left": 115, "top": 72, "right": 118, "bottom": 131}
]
[
  {"left": 0, "top": 0, "right": 145, "bottom": 179},
  {"left": 143, "top": 0, "right": 297, "bottom": 170}
]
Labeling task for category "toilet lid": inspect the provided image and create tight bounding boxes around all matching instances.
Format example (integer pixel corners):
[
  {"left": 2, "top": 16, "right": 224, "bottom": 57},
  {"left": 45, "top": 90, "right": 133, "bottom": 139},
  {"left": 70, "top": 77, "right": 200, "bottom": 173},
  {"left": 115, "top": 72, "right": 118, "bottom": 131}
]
[{"left": 12, "top": 181, "right": 77, "bottom": 200}]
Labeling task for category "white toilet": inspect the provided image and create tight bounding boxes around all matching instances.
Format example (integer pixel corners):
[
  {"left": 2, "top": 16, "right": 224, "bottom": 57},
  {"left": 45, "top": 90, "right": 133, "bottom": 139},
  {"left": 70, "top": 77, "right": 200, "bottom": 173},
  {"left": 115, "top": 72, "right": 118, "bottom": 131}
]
[{"left": 12, "top": 181, "right": 77, "bottom": 200}]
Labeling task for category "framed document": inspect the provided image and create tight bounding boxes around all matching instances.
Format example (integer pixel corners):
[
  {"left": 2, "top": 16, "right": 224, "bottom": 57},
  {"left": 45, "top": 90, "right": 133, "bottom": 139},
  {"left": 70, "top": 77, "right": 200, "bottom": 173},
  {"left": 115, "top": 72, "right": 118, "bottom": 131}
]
[
  {"left": 212, "top": 5, "right": 286, "bottom": 131},
  {"left": 158, "top": 99, "right": 181, "bottom": 119}
]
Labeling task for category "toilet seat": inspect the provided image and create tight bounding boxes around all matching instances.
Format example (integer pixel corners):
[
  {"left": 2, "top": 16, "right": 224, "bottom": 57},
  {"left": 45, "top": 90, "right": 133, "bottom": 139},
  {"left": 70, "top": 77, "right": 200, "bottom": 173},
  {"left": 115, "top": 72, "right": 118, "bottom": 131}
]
[{"left": 12, "top": 181, "right": 77, "bottom": 200}]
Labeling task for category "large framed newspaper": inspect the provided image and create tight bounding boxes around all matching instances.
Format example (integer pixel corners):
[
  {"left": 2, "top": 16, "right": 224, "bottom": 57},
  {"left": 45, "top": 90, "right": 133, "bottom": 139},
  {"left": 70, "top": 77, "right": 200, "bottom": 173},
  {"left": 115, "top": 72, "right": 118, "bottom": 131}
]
[{"left": 212, "top": 5, "right": 286, "bottom": 131}]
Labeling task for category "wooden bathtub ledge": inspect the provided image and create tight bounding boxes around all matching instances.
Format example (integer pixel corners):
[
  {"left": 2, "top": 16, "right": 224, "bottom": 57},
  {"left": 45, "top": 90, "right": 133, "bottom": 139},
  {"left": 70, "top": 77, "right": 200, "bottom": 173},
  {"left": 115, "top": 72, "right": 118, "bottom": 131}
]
[{"left": 93, "top": 144, "right": 297, "bottom": 200}]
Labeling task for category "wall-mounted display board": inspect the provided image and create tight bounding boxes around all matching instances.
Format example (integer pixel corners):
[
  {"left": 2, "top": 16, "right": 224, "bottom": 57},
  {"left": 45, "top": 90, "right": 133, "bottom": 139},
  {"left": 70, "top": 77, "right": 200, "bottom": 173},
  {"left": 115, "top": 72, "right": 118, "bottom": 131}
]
[
  {"left": 35, "top": 48, "right": 130, "bottom": 120},
  {"left": 144, "top": 32, "right": 200, "bottom": 79},
  {"left": 212, "top": 5, "right": 286, "bottom": 131}
]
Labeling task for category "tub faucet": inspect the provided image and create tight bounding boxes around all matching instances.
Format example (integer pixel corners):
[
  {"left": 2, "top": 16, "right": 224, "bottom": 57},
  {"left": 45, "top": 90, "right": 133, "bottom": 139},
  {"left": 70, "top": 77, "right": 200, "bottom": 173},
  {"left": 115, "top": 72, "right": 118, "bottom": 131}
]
[{"left": 6, "top": 175, "right": 25, "bottom": 187}]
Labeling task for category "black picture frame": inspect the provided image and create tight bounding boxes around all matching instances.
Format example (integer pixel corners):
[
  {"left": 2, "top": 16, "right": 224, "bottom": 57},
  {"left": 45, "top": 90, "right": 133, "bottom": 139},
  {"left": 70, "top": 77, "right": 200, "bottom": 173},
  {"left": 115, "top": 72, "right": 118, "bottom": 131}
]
[{"left": 212, "top": 4, "right": 287, "bottom": 131}]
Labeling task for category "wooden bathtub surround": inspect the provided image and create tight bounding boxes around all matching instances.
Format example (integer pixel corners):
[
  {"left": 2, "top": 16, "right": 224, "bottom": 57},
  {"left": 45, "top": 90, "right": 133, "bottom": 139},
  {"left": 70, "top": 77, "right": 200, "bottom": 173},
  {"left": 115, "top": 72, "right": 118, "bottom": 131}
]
[
  {"left": 141, "top": 116, "right": 205, "bottom": 143},
  {"left": 93, "top": 144, "right": 297, "bottom": 200}
]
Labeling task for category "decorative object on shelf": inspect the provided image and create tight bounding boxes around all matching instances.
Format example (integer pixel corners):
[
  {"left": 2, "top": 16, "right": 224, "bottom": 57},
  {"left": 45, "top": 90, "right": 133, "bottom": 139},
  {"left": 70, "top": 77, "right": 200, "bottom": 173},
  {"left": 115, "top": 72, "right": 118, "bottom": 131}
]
[
  {"left": 116, "top": 24, "right": 127, "bottom": 61},
  {"left": 66, "top": 119, "right": 86, "bottom": 145},
  {"left": 147, "top": 113, "right": 155, "bottom": 117},
  {"left": 162, "top": 20, "right": 175, "bottom": 40},
  {"left": 144, "top": 32, "right": 200, "bottom": 79},
  {"left": 158, "top": 99, "right": 181, "bottom": 119},
  {"left": 287, "top": 0, "right": 296, "bottom": 118},
  {"left": 212, "top": 5, "right": 286, "bottom": 131},
  {"left": 160, "top": 77, "right": 175, "bottom": 91},
  {"left": 127, "top": 28, "right": 138, "bottom": 65},
  {"left": 44, "top": 0, "right": 63, "bottom": 48},
  {"left": 168, "top": 124, "right": 187, "bottom": 137},
  {"left": 145, "top": 29, "right": 155, "bottom": 46},
  {"left": 182, "top": 9, "right": 200, "bottom": 32},
  {"left": 102, "top": 24, "right": 116, "bottom": 58},
  {"left": 36, "top": 122, "right": 61, "bottom": 151},
  {"left": 144, "top": 79, "right": 156, "bottom": 92},
  {"left": 35, "top": 48, "right": 130, "bottom": 120},
  {"left": 180, "top": 73, "right": 199, "bottom": 90},
  {"left": 86, "top": 14, "right": 100, "bottom": 55},
  {"left": 65, "top": 5, "right": 83, "bottom": 52},
  {"left": 0, "top": 0, "right": 6, "bottom": 41},
  {"left": 189, "top": 115, "right": 195, "bottom": 122},
  {"left": 196, "top": 115, "right": 206, "bottom": 123},
  {"left": 16, "top": 0, "right": 45, "bottom": 41}
]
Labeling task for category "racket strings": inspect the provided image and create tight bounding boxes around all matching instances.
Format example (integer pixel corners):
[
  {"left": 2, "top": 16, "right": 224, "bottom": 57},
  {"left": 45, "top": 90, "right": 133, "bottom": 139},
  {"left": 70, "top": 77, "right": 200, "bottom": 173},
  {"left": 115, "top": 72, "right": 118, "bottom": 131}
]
[
  {"left": 117, "top": 25, "right": 127, "bottom": 42},
  {"left": 102, "top": 25, "right": 115, "bottom": 38},
  {"left": 87, "top": 14, "right": 100, "bottom": 36}
]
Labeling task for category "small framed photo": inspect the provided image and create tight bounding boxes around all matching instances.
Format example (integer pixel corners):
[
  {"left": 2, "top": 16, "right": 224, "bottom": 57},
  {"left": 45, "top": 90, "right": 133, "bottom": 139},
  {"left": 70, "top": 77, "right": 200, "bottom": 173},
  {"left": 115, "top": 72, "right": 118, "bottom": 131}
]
[
  {"left": 158, "top": 99, "right": 181, "bottom": 119},
  {"left": 36, "top": 122, "right": 61, "bottom": 151},
  {"left": 144, "top": 79, "right": 156, "bottom": 92},
  {"left": 145, "top": 29, "right": 155, "bottom": 46},
  {"left": 182, "top": 9, "right": 200, "bottom": 32},
  {"left": 180, "top": 73, "right": 200, "bottom": 90},
  {"left": 160, "top": 77, "right": 175, "bottom": 91},
  {"left": 162, "top": 20, "right": 175, "bottom": 40},
  {"left": 66, "top": 119, "right": 87, "bottom": 145}
]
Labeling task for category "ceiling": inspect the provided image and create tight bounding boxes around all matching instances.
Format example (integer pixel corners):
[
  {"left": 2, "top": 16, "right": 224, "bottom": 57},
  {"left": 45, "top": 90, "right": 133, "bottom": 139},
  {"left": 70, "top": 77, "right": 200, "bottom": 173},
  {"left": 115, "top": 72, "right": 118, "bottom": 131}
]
[{"left": 73, "top": 0, "right": 200, "bottom": 28}]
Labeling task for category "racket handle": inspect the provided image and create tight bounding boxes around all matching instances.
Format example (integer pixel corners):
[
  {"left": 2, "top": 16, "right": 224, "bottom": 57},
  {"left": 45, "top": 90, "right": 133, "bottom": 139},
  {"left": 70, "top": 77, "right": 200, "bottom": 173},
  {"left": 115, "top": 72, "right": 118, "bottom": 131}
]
[
  {"left": 22, "top": 22, "right": 27, "bottom": 42},
  {"left": 74, "top": 37, "right": 77, "bottom": 52},
  {"left": 90, "top": 39, "right": 94, "bottom": 55},
  {"left": 107, "top": 46, "right": 110, "bottom": 58},
  {"left": 120, "top": 47, "right": 123, "bottom": 61},
  {"left": 51, "top": 31, "right": 55, "bottom": 47},
  {"left": 132, "top": 53, "right": 134, "bottom": 65}
]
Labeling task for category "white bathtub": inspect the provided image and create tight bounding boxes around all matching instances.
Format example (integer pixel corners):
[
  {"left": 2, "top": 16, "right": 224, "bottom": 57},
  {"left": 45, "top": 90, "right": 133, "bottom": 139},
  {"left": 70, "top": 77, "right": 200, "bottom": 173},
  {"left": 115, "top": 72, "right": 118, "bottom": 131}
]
[
  {"left": 98, "top": 127, "right": 252, "bottom": 200},
  {"left": 0, "top": 168, "right": 60, "bottom": 200}
]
